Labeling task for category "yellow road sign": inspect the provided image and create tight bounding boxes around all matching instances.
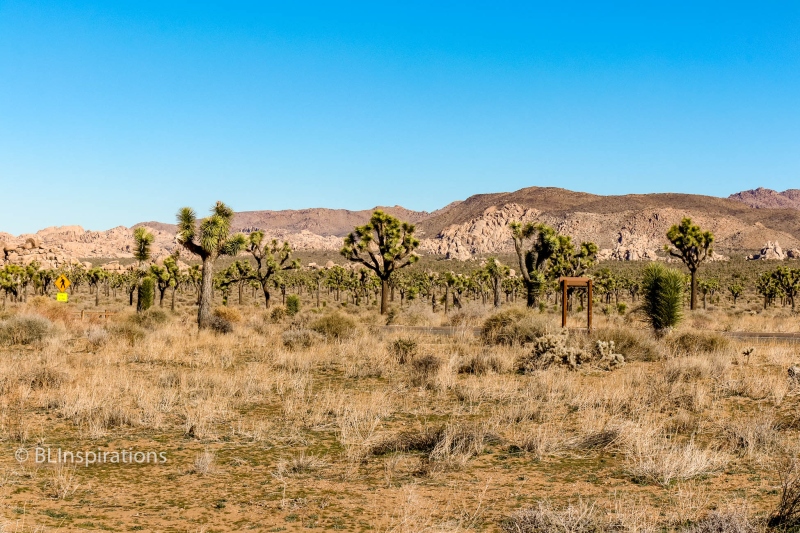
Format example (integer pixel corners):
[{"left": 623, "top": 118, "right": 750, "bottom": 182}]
[
  {"left": 56, "top": 292, "right": 68, "bottom": 302},
  {"left": 55, "top": 275, "right": 71, "bottom": 292}
]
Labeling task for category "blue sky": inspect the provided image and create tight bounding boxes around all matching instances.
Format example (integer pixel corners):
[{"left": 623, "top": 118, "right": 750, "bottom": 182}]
[{"left": 1, "top": 1, "right": 798, "bottom": 234}]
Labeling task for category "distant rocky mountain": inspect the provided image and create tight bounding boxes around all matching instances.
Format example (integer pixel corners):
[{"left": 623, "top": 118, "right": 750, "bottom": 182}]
[
  {"left": 4, "top": 187, "right": 800, "bottom": 265},
  {"left": 418, "top": 187, "right": 800, "bottom": 260},
  {"left": 728, "top": 188, "right": 800, "bottom": 210}
]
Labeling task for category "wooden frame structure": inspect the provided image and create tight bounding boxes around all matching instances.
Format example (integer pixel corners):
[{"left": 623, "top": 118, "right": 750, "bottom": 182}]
[{"left": 559, "top": 276, "right": 593, "bottom": 332}]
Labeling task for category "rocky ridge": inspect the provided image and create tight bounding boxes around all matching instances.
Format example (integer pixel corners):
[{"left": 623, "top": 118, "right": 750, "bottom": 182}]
[{"left": 5, "top": 187, "right": 800, "bottom": 266}]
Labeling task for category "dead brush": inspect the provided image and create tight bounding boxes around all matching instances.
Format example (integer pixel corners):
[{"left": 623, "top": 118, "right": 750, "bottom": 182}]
[
  {"left": 768, "top": 452, "right": 800, "bottom": 530},
  {"left": 513, "top": 423, "right": 564, "bottom": 461},
  {"left": 681, "top": 508, "right": 760, "bottom": 533},
  {"left": 336, "top": 392, "right": 391, "bottom": 462},
  {"left": 427, "top": 421, "right": 491, "bottom": 470},
  {"left": 192, "top": 448, "right": 216, "bottom": 475},
  {"left": 48, "top": 463, "right": 79, "bottom": 500},
  {"left": 720, "top": 413, "right": 780, "bottom": 457},
  {"left": 275, "top": 452, "right": 327, "bottom": 476},
  {"left": 501, "top": 499, "right": 601, "bottom": 533},
  {"left": 407, "top": 354, "right": 443, "bottom": 388},
  {"left": 625, "top": 431, "right": 728, "bottom": 487},
  {"left": 370, "top": 425, "right": 445, "bottom": 456}
]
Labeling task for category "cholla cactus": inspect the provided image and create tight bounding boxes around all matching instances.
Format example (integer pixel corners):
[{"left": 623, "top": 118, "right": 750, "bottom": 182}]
[
  {"left": 518, "top": 331, "right": 586, "bottom": 372},
  {"left": 595, "top": 340, "right": 625, "bottom": 371}
]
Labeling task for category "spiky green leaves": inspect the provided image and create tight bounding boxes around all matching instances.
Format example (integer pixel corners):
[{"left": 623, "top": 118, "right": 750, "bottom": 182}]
[
  {"left": 175, "top": 201, "right": 244, "bottom": 260},
  {"left": 666, "top": 218, "right": 714, "bottom": 270},
  {"left": 642, "top": 263, "right": 684, "bottom": 333},
  {"left": 133, "top": 227, "right": 155, "bottom": 263},
  {"left": 341, "top": 210, "right": 420, "bottom": 280}
]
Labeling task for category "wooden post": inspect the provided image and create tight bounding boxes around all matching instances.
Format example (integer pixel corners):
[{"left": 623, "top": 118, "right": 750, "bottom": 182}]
[
  {"left": 587, "top": 280, "right": 593, "bottom": 332},
  {"left": 561, "top": 279, "right": 568, "bottom": 329}
]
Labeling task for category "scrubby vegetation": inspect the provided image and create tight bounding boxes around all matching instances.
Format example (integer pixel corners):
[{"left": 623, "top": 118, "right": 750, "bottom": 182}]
[{"left": 2, "top": 211, "right": 800, "bottom": 530}]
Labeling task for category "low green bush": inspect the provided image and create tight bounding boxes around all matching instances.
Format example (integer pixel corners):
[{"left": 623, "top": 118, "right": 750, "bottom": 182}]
[{"left": 310, "top": 312, "right": 356, "bottom": 340}]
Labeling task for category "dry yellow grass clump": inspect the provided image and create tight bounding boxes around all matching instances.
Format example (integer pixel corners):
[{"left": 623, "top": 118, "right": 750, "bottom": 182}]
[{"left": 0, "top": 291, "right": 799, "bottom": 532}]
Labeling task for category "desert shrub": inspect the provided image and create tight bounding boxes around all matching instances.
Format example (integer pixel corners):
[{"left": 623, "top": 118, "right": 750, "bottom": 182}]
[
  {"left": 310, "top": 312, "right": 356, "bottom": 340},
  {"left": 669, "top": 331, "right": 729, "bottom": 355},
  {"left": 501, "top": 500, "right": 601, "bottom": 533},
  {"left": 428, "top": 422, "right": 487, "bottom": 468},
  {"left": 409, "top": 354, "right": 442, "bottom": 388},
  {"left": 110, "top": 323, "right": 146, "bottom": 346},
  {"left": 285, "top": 295, "right": 301, "bottom": 316},
  {"left": 388, "top": 338, "right": 417, "bottom": 364},
  {"left": 448, "top": 308, "right": 485, "bottom": 327},
  {"left": 128, "top": 308, "right": 168, "bottom": 330},
  {"left": 616, "top": 302, "right": 627, "bottom": 314},
  {"left": 270, "top": 306, "right": 287, "bottom": 322},
  {"left": 481, "top": 308, "right": 549, "bottom": 346},
  {"left": 85, "top": 326, "right": 109, "bottom": 349},
  {"left": 137, "top": 276, "right": 155, "bottom": 312},
  {"left": 212, "top": 306, "right": 242, "bottom": 324},
  {"left": 590, "top": 327, "right": 661, "bottom": 362},
  {"left": 458, "top": 351, "right": 505, "bottom": 375},
  {"left": 0, "top": 314, "right": 52, "bottom": 345},
  {"left": 680, "top": 510, "right": 758, "bottom": 533},
  {"left": 626, "top": 436, "right": 727, "bottom": 487},
  {"left": 769, "top": 456, "right": 800, "bottom": 530},
  {"left": 25, "top": 296, "right": 71, "bottom": 323},
  {"left": 26, "top": 366, "right": 69, "bottom": 390},
  {"left": 641, "top": 262, "right": 684, "bottom": 334},
  {"left": 517, "top": 332, "right": 586, "bottom": 372},
  {"left": 209, "top": 315, "right": 233, "bottom": 334},
  {"left": 282, "top": 328, "right": 323, "bottom": 349},
  {"left": 371, "top": 426, "right": 445, "bottom": 455}
]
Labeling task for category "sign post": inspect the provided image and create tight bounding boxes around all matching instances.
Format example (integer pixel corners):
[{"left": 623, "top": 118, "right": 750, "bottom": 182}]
[
  {"left": 55, "top": 275, "right": 71, "bottom": 303},
  {"left": 558, "top": 276, "right": 593, "bottom": 332}
]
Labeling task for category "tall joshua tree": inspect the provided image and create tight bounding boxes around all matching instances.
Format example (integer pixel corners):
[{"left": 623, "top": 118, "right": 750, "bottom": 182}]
[
  {"left": 666, "top": 217, "right": 713, "bottom": 311},
  {"left": 133, "top": 227, "right": 154, "bottom": 265},
  {"left": 245, "top": 232, "right": 299, "bottom": 308},
  {"left": 176, "top": 201, "right": 245, "bottom": 328},
  {"left": 341, "top": 210, "right": 420, "bottom": 315},
  {"left": 509, "top": 221, "right": 558, "bottom": 307}
]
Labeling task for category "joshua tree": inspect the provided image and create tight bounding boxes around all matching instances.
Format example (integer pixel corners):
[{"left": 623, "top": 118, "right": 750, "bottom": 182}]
[
  {"left": 220, "top": 259, "right": 255, "bottom": 306},
  {"left": 509, "top": 221, "right": 558, "bottom": 307},
  {"left": 484, "top": 257, "right": 510, "bottom": 308},
  {"left": 86, "top": 267, "right": 108, "bottom": 307},
  {"left": 772, "top": 267, "right": 800, "bottom": 311},
  {"left": 133, "top": 227, "right": 155, "bottom": 265},
  {"left": 341, "top": 210, "right": 420, "bottom": 315},
  {"left": 756, "top": 271, "right": 782, "bottom": 309},
  {"left": 641, "top": 262, "right": 684, "bottom": 335},
  {"left": 727, "top": 283, "right": 744, "bottom": 306},
  {"left": 666, "top": 218, "right": 713, "bottom": 311},
  {"left": 176, "top": 201, "right": 246, "bottom": 329},
  {"left": 245, "top": 233, "right": 298, "bottom": 308}
]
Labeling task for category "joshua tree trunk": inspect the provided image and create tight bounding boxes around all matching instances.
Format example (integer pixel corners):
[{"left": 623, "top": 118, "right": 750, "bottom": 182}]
[
  {"left": 690, "top": 270, "right": 698, "bottom": 310},
  {"left": 171, "top": 286, "right": 176, "bottom": 311},
  {"left": 493, "top": 278, "right": 501, "bottom": 308},
  {"left": 261, "top": 280, "right": 272, "bottom": 309},
  {"left": 380, "top": 279, "right": 389, "bottom": 315},
  {"left": 444, "top": 285, "right": 450, "bottom": 314},
  {"left": 316, "top": 279, "right": 321, "bottom": 308},
  {"left": 238, "top": 282, "right": 244, "bottom": 305},
  {"left": 198, "top": 256, "right": 215, "bottom": 329},
  {"left": 95, "top": 287, "right": 100, "bottom": 307}
]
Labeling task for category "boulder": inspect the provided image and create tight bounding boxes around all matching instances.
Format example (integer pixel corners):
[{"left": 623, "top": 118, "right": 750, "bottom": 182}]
[{"left": 747, "top": 241, "right": 786, "bottom": 260}]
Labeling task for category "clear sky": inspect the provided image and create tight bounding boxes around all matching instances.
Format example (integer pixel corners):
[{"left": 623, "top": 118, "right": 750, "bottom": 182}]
[{"left": 1, "top": 1, "right": 799, "bottom": 234}]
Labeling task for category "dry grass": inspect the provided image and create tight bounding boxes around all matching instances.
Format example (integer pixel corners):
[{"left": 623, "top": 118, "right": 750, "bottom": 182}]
[{"left": 0, "top": 293, "right": 797, "bottom": 530}]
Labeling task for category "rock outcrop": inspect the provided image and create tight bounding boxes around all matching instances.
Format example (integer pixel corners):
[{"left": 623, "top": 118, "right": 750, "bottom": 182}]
[{"left": 747, "top": 241, "right": 786, "bottom": 261}]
